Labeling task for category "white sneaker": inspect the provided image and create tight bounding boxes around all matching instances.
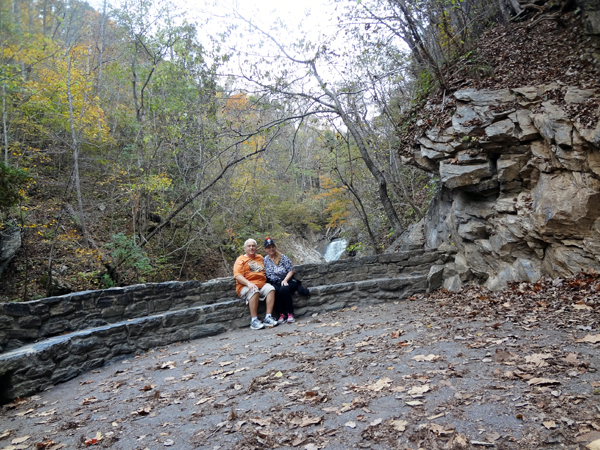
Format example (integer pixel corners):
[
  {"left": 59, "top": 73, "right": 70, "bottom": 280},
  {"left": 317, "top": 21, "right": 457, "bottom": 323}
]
[
  {"left": 263, "top": 315, "right": 278, "bottom": 328},
  {"left": 250, "top": 318, "right": 264, "bottom": 330}
]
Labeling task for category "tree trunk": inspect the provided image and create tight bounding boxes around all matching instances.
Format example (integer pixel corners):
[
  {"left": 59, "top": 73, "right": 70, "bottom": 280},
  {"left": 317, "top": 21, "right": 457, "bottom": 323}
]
[
  {"left": 390, "top": 0, "right": 447, "bottom": 89},
  {"left": 343, "top": 115, "right": 404, "bottom": 235},
  {"left": 2, "top": 83, "right": 8, "bottom": 166},
  {"left": 336, "top": 167, "right": 379, "bottom": 253},
  {"left": 42, "top": 0, "right": 47, "bottom": 36},
  {"left": 310, "top": 61, "right": 404, "bottom": 236},
  {"left": 27, "top": 0, "right": 32, "bottom": 32},
  {"left": 96, "top": 0, "right": 106, "bottom": 134},
  {"left": 66, "top": 50, "right": 89, "bottom": 248}
]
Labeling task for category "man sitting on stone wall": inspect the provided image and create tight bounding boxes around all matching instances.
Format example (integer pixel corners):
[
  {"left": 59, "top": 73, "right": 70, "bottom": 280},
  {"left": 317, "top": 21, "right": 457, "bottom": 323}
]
[{"left": 233, "top": 239, "right": 278, "bottom": 330}]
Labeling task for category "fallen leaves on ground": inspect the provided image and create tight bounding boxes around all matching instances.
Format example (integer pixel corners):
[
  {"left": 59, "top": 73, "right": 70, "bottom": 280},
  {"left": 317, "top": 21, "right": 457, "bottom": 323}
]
[
  {"left": 389, "top": 419, "right": 408, "bottom": 432},
  {"left": 412, "top": 354, "right": 442, "bottom": 362},
  {"left": 408, "top": 384, "right": 430, "bottom": 396},
  {"left": 576, "top": 334, "right": 600, "bottom": 344},
  {"left": 527, "top": 378, "right": 560, "bottom": 386},
  {"left": 2, "top": 270, "right": 599, "bottom": 450},
  {"left": 587, "top": 439, "right": 600, "bottom": 450},
  {"left": 83, "top": 432, "right": 102, "bottom": 446},
  {"left": 158, "top": 361, "right": 176, "bottom": 370}
]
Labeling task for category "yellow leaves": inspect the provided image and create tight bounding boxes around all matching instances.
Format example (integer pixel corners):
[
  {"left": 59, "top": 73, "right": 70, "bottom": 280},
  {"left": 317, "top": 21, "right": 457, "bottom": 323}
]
[
  {"left": 243, "top": 134, "right": 266, "bottom": 153},
  {"left": 318, "top": 174, "right": 340, "bottom": 191},
  {"left": 15, "top": 40, "right": 112, "bottom": 145},
  {"left": 75, "top": 248, "right": 101, "bottom": 259},
  {"left": 143, "top": 174, "right": 172, "bottom": 193},
  {"left": 57, "top": 229, "right": 81, "bottom": 242},
  {"left": 313, "top": 175, "right": 350, "bottom": 228},
  {"left": 124, "top": 173, "right": 172, "bottom": 201},
  {"left": 231, "top": 157, "right": 272, "bottom": 196},
  {"left": 2, "top": 35, "right": 53, "bottom": 67}
]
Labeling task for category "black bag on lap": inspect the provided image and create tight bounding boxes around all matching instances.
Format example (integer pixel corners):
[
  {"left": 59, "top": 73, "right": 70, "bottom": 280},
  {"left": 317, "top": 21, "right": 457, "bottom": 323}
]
[
  {"left": 270, "top": 278, "right": 310, "bottom": 297},
  {"left": 293, "top": 279, "right": 310, "bottom": 297}
]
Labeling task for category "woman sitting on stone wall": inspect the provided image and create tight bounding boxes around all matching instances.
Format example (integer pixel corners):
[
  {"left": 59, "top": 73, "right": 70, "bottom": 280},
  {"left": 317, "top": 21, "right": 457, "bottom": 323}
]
[{"left": 263, "top": 237, "right": 309, "bottom": 324}]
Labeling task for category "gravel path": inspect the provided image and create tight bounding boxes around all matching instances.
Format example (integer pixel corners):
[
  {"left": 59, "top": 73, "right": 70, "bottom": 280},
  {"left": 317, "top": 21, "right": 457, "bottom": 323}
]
[{"left": 1, "top": 291, "right": 599, "bottom": 450}]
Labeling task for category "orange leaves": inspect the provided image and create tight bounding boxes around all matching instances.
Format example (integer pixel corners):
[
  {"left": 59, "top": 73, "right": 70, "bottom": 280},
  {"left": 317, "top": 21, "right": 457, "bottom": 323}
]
[
  {"left": 222, "top": 93, "right": 262, "bottom": 134},
  {"left": 84, "top": 432, "right": 102, "bottom": 446},
  {"left": 81, "top": 396, "right": 98, "bottom": 405},
  {"left": 34, "top": 438, "right": 57, "bottom": 448},
  {"left": 225, "top": 93, "right": 250, "bottom": 112},
  {"left": 390, "top": 329, "right": 404, "bottom": 339}
]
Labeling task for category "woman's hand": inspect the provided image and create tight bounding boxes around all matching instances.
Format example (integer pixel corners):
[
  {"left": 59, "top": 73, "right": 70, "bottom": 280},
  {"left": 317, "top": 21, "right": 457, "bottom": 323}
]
[{"left": 282, "top": 271, "right": 293, "bottom": 287}]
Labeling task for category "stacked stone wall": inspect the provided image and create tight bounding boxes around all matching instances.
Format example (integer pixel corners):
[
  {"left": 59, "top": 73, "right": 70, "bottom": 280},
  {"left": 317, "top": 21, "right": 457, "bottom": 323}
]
[
  {"left": 0, "top": 249, "right": 453, "bottom": 401},
  {"left": 0, "top": 278, "right": 236, "bottom": 353},
  {"left": 0, "top": 249, "right": 448, "bottom": 353}
]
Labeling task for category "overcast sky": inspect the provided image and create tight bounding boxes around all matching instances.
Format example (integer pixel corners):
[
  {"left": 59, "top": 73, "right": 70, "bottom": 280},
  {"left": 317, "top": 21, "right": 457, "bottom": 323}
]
[
  {"left": 190, "top": 0, "right": 343, "bottom": 86},
  {"left": 200, "top": 0, "right": 336, "bottom": 37},
  {"left": 87, "top": 0, "right": 349, "bottom": 91},
  {"left": 198, "top": 0, "right": 339, "bottom": 57}
]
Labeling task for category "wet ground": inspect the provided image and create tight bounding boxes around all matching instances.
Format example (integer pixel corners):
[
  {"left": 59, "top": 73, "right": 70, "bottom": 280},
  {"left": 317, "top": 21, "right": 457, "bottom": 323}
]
[{"left": 1, "top": 290, "right": 599, "bottom": 450}]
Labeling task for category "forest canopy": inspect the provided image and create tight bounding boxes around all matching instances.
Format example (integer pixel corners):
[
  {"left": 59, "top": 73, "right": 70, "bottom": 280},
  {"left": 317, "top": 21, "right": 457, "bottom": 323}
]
[{"left": 0, "top": 0, "right": 527, "bottom": 301}]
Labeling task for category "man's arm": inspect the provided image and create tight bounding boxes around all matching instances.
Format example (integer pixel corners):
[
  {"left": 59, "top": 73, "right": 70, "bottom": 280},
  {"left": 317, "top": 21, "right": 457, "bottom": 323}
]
[{"left": 235, "top": 274, "right": 258, "bottom": 291}]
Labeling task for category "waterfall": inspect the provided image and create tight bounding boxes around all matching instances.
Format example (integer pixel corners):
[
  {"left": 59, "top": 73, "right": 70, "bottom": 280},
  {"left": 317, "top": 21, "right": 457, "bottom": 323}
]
[{"left": 323, "top": 239, "right": 347, "bottom": 262}]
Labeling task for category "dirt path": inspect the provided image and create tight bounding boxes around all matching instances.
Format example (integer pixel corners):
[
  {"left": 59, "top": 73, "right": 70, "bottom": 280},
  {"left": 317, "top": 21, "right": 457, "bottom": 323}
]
[{"left": 1, "top": 280, "right": 599, "bottom": 450}]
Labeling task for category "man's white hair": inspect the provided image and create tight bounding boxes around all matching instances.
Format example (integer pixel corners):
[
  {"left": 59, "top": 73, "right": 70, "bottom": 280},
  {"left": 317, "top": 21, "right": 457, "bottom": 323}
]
[{"left": 244, "top": 239, "right": 257, "bottom": 248}]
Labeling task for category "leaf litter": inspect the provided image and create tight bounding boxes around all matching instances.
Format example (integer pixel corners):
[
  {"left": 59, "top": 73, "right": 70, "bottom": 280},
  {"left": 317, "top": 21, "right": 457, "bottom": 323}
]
[{"left": 1, "top": 271, "right": 599, "bottom": 449}]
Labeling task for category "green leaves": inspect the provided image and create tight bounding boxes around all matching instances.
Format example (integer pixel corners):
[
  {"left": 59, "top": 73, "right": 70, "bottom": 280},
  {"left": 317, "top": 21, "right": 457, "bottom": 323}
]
[
  {"left": 0, "top": 163, "right": 31, "bottom": 211},
  {"left": 105, "top": 233, "right": 152, "bottom": 273}
]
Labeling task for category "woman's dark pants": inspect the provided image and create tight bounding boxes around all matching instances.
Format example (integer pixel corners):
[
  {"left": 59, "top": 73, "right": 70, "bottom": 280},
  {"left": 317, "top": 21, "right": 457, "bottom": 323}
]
[{"left": 274, "top": 282, "right": 295, "bottom": 316}]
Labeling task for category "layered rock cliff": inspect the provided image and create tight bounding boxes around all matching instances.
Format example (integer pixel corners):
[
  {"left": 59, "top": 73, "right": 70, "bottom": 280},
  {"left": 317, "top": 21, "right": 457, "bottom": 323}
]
[{"left": 395, "top": 85, "right": 600, "bottom": 290}]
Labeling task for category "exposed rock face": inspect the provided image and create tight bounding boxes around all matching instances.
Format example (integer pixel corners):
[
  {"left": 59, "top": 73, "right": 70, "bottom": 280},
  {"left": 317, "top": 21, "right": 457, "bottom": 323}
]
[
  {"left": 283, "top": 239, "right": 326, "bottom": 264},
  {"left": 398, "top": 85, "right": 600, "bottom": 290}
]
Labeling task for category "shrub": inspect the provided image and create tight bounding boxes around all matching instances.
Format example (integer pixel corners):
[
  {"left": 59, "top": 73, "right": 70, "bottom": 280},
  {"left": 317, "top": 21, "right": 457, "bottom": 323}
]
[
  {"left": 105, "top": 233, "right": 152, "bottom": 282},
  {"left": 0, "top": 163, "right": 31, "bottom": 211}
]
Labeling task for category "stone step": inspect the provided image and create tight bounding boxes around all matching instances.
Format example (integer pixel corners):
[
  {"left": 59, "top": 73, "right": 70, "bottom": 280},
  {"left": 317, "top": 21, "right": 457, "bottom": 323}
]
[
  {"left": 294, "top": 273, "right": 428, "bottom": 316},
  {"left": 0, "top": 299, "right": 245, "bottom": 402},
  {"left": 0, "top": 273, "right": 430, "bottom": 402}
]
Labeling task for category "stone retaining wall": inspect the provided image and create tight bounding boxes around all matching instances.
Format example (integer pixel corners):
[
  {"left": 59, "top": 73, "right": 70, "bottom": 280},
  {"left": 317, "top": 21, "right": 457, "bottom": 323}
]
[
  {"left": 0, "top": 272, "right": 437, "bottom": 401},
  {"left": 0, "top": 249, "right": 453, "bottom": 401},
  {"left": 1, "top": 249, "right": 449, "bottom": 353},
  {"left": 0, "top": 278, "right": 236, "bottom": 353}
]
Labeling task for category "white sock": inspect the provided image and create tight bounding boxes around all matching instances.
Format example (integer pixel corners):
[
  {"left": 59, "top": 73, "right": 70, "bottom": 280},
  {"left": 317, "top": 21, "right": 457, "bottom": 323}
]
[
  {"left": 252, "top": 316, "right": 258, "bottom": 321},
  {"left": 265, "top": 314, "right": 272, "bottom": 319}
]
